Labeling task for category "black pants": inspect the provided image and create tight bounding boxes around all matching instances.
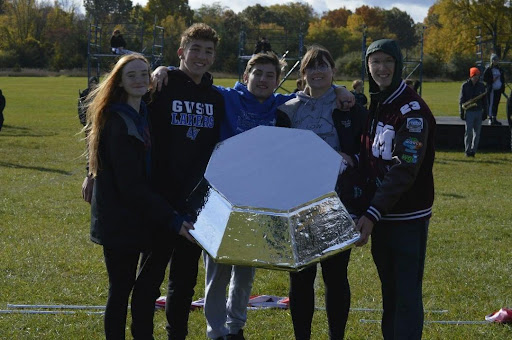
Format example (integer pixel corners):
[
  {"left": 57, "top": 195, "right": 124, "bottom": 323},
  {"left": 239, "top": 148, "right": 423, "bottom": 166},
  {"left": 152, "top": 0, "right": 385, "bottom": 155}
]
[
  {"left": 371, "top": 220, "right": 429, "bottom": 340},
  {"left": 135, "top": 234, "right": 203, "bottom": 340},
  {"left": 289, "top": 250, "right": 351, "bottom": 340},
  {"left": 487, "top": 89, "right": 502, "bottom": 118},
  {"left": 507, "top": 96, "right": 512, "bottom": 151},
  {"left": 103, "top": 247, "right": 160, "bottom": 340}
]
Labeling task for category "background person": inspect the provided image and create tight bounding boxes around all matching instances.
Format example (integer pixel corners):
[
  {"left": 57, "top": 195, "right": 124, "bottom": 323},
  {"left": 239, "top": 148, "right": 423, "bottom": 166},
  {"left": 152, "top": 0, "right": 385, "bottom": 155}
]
[
  {"left": 78, "top": 76, "right": 99, "bottom": 127},
  {"left": 507, "top": 89, "right": 512, "bottom": 151},
  {"left": 86, "top": 54, "right": 191, "bottom": 340},
  {"left": 294, "top": 77, "right": 304, "bottom": 93},
  {"left": 356, "top": 39, "right": 436, "bottom": 340},
  {"left": 351, "top": 79, "right": 368, "bottom": 108},
  {"left": 277, "top": 44, "right": 367, "bottom": 340},
  {"left": 79, "top": 76, "right": 99, "bottom": 203},
  {"left": 483, "top": 53, "right": 505, "bottom": 125},
  {"left": 459, "top": 67, "right": 487, "bottom": 157},
  {"left": 0, "top": 89, "right": 5, "bottom": 131},
  {"left": 110, "top": 29, "right": 130, "bottom": 55},
  {"left": 253, "top": 36, "right": 272, "bottom": 54}
]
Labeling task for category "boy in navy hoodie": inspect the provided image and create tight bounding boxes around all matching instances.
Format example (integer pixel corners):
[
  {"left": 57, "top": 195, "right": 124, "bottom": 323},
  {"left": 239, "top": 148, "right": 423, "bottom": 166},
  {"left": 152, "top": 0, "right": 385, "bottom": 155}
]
[{"left": 140, "top": 23, "right": 225, "bottom": 340}]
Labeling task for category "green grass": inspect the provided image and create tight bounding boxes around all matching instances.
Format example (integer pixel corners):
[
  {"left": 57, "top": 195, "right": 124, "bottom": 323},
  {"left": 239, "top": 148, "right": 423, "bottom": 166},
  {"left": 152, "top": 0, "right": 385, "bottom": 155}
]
[{"left": 1, "top": 77, "right": 511, "bottom": 339}]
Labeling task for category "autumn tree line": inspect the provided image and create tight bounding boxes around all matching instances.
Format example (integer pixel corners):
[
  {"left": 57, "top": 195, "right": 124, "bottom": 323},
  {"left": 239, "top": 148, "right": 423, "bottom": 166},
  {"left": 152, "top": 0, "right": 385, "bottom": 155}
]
[{"left": 0, "top": 0, "right": 511, "bottom": 80}]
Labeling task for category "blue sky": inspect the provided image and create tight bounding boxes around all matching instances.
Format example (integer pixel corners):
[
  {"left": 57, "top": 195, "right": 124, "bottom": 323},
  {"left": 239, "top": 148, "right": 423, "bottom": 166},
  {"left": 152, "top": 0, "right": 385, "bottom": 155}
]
[{"left": 132, "top": 0, "right": 436, "bottom": 23}]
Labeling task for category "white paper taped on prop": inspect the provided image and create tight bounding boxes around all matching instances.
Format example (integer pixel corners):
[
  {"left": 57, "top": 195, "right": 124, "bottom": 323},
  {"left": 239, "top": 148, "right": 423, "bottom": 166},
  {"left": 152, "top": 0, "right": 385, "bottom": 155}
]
[{"left": 188, "top": 126, "right": 360, "bottom": 271}]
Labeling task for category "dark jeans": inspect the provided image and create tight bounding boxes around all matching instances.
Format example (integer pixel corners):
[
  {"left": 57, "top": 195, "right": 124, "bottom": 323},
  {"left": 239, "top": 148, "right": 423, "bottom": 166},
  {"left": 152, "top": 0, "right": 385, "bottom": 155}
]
[
  {"left": 289, "top": 250, "right": 351, "bottom": 340},
  {"left": 103, "top": 247, "right": 159, "bottom": 340},
  {"left": 135, "top": 234, "right": 203, "bottom": 340},
  {"left": 371, "top": 220, "right": 429, "bottom": 340}
]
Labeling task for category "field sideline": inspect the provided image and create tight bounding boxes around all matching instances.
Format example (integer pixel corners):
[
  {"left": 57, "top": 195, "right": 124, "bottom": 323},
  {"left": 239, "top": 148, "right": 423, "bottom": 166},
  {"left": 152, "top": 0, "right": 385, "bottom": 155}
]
[{"left": 0, "top": 77, "right": 511, "bottom": 339}]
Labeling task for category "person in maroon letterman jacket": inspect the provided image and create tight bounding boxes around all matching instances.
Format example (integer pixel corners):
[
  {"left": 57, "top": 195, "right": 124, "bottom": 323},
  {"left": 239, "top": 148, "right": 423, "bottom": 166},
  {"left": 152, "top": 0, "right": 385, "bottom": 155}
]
[{"left": 355, "top": 39, "right": 436, "bottom": 340}]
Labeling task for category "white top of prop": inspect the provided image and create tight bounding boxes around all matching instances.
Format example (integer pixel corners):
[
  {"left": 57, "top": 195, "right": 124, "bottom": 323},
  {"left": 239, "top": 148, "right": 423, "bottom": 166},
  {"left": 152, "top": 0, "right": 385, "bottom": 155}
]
[{"left": 205, "top": 125, "right": 342, "bottom": 211}]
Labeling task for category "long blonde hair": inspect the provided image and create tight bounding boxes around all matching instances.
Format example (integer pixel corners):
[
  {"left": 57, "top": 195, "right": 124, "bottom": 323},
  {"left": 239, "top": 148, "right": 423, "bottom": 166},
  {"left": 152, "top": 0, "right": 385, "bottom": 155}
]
[{"left": 85, "top": 54, "right": 151, "bottom": 177}]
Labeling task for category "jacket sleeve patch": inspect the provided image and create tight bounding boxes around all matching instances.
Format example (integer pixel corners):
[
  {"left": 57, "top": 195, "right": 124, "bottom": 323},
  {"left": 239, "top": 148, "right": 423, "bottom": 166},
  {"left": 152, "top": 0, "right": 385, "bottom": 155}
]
[
  {"left": 401, "top": 153, "right": 419, "bottom": 163},
  {"left": 406, "top": 117, "right": 423, "bottom": 133},
  {"left": 402, "top": 137, "right": 423, "bottom": 154},
  {"left": 400, "top": 101, "right": 421, "bottom": 115}
]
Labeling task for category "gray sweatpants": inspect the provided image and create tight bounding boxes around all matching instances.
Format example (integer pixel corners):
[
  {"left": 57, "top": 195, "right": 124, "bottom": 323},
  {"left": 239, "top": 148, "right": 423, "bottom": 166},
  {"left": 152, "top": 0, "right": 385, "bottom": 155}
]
[{"left": 203, "top": 253, "right": 256, "bottom": 339}]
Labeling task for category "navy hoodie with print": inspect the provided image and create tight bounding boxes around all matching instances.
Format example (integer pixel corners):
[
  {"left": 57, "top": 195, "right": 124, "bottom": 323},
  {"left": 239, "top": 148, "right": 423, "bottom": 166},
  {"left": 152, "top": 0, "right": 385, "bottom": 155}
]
[{"left": 148, "top": 69, "right": 225, "bottom": 225}]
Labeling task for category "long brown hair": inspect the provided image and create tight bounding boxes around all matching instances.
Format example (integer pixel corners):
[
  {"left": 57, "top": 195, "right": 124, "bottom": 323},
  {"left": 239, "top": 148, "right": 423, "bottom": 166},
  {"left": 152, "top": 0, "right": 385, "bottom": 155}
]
[{"left": 85, "top": 54, "right": 151, "bottom": 177}]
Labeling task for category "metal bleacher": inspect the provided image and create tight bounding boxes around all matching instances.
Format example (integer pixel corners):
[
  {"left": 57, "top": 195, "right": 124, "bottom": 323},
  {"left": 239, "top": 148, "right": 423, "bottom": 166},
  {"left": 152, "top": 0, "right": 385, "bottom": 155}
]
[
  {"left": 237, "top": 28, "right": 304, "bottom": 93},
  {"left": 86, "top": 20, "right": 164, "bottom": 86}
]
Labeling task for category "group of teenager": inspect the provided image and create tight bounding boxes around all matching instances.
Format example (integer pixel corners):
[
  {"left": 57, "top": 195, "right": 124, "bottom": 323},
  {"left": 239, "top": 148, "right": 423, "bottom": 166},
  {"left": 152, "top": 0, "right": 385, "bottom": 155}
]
[{"left": 82, "top": 22, "right": 436, "bottom": 340}]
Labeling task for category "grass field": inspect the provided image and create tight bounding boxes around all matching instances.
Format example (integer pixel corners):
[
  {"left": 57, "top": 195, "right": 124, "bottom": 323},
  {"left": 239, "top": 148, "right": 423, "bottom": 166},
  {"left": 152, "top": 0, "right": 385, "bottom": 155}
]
[{"left": 0, "top": 76, "right": 511, "bottom": 339}]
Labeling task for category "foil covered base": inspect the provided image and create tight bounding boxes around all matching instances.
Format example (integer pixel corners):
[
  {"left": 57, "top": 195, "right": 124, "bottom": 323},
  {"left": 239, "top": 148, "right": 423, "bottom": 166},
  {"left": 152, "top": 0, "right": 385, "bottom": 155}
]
[{"left": 190, "top": 185, "right": 360, "bottom": 271}]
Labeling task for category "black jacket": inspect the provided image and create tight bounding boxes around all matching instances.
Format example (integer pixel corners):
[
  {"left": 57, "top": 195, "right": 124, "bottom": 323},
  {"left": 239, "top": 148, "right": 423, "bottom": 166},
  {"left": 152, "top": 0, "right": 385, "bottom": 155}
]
[
  {"left": 148, "top": 69, "right": 225, "bottom": 217},
  {"left": 90, "top": 107, "right": 177, "bottom": 250},
  {"left": 0, "top": 89, "right": 4, "bottom": 131},
  {"left": 110, "top": 35, "right": 126, "bottom": 49},
  {"left": 0, "top": 89, "right": 5, "bottom": 113},
  {"left": 332, "top": 105, "right": 368, "bottom": 215},
  {"left": 459, "top": 78, "right": 487, "bottom": 117}
]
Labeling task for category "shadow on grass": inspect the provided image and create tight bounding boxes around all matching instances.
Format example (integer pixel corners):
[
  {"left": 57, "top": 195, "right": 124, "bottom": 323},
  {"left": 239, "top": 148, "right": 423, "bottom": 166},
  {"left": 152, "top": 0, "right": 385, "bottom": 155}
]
[
  {"left": 0, "top": 125, "right": 57, "bottom": 137},
  {"left": 0, "top": 161, "right": 71, "bottom": 175},
  {"left": 436, "top": 157, "right": 511, "bottom": 165},
  {"left": 437, "top": 192, "right": 465, "bottom": 199}
]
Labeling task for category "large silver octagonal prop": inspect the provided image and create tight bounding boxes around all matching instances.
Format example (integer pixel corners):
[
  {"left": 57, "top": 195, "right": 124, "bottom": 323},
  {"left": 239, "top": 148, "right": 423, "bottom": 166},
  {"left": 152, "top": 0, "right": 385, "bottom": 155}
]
[{"left": 188, "top": 126, "right": 360, "bottom": 271}]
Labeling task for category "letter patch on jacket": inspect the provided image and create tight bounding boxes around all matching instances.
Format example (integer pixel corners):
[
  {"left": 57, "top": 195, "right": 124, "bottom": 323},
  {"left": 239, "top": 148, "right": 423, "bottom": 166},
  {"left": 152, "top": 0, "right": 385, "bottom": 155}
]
[
  {"left": 372, "top": 122, "right": 395, "bottom": 160},
  {"left": 400, "top": 101, "right": 421, "bottom": 115}
]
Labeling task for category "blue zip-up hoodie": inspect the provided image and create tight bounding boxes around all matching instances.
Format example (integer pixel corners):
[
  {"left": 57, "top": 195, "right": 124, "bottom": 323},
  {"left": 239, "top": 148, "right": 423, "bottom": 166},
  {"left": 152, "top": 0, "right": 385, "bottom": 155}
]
[{"left": 216, "top": 82, "right": 292, "bottom": 140}]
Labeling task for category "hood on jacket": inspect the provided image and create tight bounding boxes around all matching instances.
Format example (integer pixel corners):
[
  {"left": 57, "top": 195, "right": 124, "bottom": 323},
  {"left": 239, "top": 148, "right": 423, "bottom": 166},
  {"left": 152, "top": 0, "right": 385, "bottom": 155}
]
[
  {"left": 365, "top": 39, "right": 403, "bottom": 99},
  {"left": 170, "top": 68, "right": 214, "bottom": 90}
]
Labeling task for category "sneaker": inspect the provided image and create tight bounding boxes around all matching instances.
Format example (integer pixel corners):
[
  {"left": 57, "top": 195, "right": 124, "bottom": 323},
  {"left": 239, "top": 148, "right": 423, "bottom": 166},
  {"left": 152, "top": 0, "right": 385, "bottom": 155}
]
[
  {"left": 485, "top": 308, "right": 512, "bottom": 323},
  {"left": 226, "top": 329, "right": 245, "bottom": 340}
]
